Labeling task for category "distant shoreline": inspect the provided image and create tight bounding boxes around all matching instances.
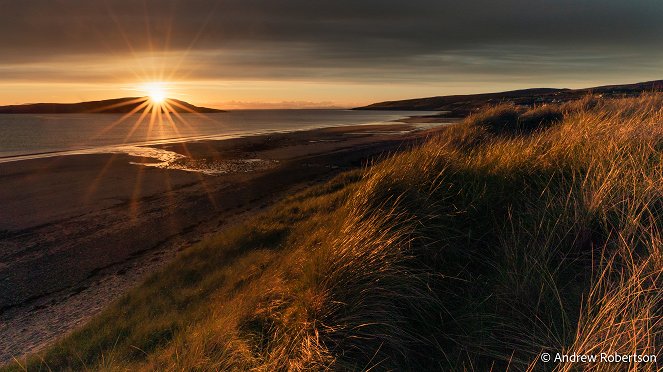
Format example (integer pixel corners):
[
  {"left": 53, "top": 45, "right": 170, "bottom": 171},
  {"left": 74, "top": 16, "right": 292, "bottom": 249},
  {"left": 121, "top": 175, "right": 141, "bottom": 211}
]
[
  {"left": 0, "top": 97, "right": 224, "bottom": 114},
  {"left": 354, "top": 79, "right": 663, "bottom": 113}
]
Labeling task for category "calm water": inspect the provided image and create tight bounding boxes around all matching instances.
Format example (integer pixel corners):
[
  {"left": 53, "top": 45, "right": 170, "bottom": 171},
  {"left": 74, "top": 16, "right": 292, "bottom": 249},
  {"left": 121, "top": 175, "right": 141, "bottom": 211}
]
[{"left": 0, "top": 110, "right": 432, "bottom": 162}]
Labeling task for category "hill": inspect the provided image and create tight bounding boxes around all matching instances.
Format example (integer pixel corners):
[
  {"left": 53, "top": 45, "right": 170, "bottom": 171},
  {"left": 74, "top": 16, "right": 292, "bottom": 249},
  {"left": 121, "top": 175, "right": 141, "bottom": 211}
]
[
  {"left": 4, "top": 94, "right": 660, "bottom": 371},
  {"left": 0, "top": 97, "right": 225, "bottom": 114},
  {"left": 356, "top": 79, "right": 663, "bottom": 115}
]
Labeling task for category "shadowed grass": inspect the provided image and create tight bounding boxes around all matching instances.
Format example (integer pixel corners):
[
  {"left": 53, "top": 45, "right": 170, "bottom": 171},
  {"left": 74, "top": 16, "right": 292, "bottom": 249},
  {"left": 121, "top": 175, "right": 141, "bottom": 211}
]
[{"left": 5, "top": 95, "right": 661, "bottom": 371}]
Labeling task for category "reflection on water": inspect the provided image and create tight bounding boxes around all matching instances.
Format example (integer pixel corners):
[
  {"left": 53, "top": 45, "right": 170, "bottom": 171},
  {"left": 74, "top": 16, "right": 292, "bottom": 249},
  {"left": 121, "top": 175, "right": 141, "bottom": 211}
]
[{"left": 118, "top": 145, "right": 279, "bottom": 175}]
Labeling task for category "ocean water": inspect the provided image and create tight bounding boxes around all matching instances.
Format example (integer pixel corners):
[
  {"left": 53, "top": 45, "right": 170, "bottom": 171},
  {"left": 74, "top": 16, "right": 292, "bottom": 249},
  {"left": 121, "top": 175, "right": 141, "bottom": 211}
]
[{"left": 0, "top": 110, "right": 434, "bottom": 163}]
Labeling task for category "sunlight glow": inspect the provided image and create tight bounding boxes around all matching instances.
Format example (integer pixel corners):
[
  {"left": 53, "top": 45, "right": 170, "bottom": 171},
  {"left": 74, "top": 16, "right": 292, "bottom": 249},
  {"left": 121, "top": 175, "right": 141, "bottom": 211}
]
[{"left": 147, "top": 85, "right": 166, "bottom": 103}]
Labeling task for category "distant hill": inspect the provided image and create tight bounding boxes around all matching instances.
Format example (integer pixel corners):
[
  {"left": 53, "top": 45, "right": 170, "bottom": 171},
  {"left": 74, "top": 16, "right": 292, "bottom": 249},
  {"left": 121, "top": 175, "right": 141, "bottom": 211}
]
[
  {"left": 0, "top": 97, "right": 225, "bottom": 114},
  {"left": 355, "top": 80, "right": 663, "bottom": 115}
]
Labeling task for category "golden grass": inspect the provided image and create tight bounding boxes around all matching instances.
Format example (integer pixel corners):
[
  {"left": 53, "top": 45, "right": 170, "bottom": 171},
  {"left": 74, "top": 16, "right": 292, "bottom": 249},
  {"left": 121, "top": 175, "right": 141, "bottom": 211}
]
[{"left": 5, "top": 95, "right": 661, "bottom": 371}]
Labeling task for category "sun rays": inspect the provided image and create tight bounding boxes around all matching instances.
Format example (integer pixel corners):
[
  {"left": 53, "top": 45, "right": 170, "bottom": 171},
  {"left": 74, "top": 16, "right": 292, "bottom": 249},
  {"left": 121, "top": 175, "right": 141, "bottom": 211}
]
[
  {"left": 82, "top": 88, "right": 223, "bottom": 219},
  {"left": 78, "top": 1, "right": 225, "bottom": 217}
]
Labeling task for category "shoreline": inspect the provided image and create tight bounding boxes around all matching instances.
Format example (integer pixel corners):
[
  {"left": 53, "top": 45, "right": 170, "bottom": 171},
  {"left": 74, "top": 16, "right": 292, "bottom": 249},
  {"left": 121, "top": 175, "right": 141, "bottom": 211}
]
[
  {"left": 0, "top": 122, "right": 433, "bottom": 169},
  {"left": 0, "top": 112, "right": 438, "bottom": 164},
  {"left": 0, "top": 122, "right": 451, "bottom": 363}
]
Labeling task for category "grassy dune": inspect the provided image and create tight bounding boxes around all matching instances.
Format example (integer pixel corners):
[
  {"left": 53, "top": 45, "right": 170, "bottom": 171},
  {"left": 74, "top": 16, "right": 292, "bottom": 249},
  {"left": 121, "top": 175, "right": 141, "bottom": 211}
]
[{"left": 6, "top": 96, "right": 661, "bottom": 371}]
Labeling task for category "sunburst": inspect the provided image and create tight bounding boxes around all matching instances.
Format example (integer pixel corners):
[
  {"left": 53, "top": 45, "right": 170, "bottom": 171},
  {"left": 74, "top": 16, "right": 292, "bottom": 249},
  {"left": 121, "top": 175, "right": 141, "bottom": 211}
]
[
  {"left": 82, "top": 4, "right": 224, "bottom": 214},
  {"left": 142, "top": 82, "right": 167, "bottom": 104}
]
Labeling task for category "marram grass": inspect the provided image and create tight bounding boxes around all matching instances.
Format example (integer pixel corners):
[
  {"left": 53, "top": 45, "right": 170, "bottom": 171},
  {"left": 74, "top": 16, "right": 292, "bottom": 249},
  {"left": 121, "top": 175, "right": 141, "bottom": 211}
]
[{"left": 6, "top": 95, "right": 661, "bottom": 371}]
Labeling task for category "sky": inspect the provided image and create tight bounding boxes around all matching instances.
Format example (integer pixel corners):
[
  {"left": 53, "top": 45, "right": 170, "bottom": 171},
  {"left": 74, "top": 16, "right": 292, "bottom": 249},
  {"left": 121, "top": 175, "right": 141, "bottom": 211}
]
[{"left": 1, "top": 0, "right": 662, "bottom": 108}]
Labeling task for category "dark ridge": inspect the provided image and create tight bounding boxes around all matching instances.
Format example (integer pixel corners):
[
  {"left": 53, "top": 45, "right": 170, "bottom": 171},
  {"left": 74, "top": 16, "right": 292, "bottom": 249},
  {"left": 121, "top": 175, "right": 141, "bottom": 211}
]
[
  {"left": 355, "top": 79, "right": 663, "bottom": 116},
  {"left": 0, "top": 97, "right": 225, "bottom": 114}
]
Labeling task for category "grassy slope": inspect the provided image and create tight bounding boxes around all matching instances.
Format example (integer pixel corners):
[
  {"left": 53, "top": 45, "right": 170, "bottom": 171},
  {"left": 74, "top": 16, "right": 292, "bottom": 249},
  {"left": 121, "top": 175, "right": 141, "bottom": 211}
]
[{"left": 6, "top": 96, "right": 661, "bottom": 371}]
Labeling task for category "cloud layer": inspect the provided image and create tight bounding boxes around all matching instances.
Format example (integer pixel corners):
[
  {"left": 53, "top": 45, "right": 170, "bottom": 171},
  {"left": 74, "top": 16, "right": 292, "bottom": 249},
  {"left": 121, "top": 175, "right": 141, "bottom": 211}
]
[{"left": 1, "top": 0, "right": 662, "bottom": 104}]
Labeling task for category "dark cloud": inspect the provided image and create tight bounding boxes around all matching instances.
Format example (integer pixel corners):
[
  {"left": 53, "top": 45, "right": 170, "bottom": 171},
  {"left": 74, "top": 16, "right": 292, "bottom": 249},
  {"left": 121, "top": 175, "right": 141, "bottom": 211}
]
[{"left": 1, "top": 0, "right": 662, "bottom": 84}]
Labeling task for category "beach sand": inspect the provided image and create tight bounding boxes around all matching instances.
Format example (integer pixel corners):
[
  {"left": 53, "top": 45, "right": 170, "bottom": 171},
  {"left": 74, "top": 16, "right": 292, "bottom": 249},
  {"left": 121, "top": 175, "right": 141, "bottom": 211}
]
[{"left": 0, "top": 123, "right": 445, "bottom": 363}]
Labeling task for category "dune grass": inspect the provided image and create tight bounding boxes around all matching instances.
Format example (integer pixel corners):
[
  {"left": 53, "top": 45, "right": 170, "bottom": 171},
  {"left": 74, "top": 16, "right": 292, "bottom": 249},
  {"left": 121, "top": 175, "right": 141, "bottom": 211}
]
[{"left": 5, "top": 95, "right": 661, "bottom": 371}]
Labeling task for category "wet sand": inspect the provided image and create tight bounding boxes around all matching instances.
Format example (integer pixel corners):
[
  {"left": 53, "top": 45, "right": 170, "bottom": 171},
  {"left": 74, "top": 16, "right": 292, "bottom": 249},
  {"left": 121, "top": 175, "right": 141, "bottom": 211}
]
[{"left": 0, "top": 123, "right": 446, "bottom": 363}]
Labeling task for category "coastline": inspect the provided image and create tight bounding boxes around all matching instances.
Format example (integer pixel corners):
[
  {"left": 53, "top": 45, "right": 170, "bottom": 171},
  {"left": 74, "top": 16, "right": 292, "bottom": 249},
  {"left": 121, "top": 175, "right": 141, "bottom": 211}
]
[
  {"left": 0, "top": 122, "right": 450, "bottom": 363},
  {"left": 0, "top": 110, "right": 433, "bottom": 164}
]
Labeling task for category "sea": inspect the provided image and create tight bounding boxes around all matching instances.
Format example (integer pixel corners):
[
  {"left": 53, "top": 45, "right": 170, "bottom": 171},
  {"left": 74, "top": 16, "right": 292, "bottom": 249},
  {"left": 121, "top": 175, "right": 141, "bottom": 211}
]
[{"left": 0, "top": 110, "right": 440, "bottom": 163}]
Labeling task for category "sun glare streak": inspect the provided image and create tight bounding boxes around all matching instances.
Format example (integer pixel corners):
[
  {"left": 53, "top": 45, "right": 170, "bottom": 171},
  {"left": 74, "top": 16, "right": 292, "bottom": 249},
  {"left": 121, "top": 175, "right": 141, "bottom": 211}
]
[
  {"left": 93, "top": 100, "right": 151, "bottom": 139},
  {"left": 89, "top": 97, "right": 146, "bottom": 113},
  {"left": 123, "top": 101, "right": 153, "bottom": 142}
]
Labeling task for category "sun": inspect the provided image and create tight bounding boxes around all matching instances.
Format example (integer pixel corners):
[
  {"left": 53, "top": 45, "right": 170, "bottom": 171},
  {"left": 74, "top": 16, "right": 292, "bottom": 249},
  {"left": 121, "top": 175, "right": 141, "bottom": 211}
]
[
  {"left": 149, "top": 89, "right": 166, "bottom": 103},
  {"left": 148, "top": 87, "right": 166, "bottom": 103},
  {"left": 142, "top": 83, "right": 168, "bottom": 104}
]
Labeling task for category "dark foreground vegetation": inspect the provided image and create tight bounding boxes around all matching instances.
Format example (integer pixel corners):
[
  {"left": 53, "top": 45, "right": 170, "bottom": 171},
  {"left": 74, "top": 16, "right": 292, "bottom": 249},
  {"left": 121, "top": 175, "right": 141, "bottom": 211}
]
[{"left": 6, "top": 96, "right": 661, "bottom": 371}]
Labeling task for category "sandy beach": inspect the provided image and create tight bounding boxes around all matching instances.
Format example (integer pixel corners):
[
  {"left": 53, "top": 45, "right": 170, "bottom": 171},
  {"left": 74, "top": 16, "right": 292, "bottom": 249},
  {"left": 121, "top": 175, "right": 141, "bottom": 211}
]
[{"left": 0, "top": 122, "right": 445, "bottom": 363}]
